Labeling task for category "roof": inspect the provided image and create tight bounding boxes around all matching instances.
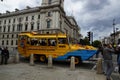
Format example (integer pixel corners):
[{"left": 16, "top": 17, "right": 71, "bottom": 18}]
[{"left": 19, "top": 32, "right": 67, "bottom": 38}]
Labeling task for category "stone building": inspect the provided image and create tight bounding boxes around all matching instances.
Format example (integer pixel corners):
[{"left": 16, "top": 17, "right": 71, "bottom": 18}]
[
  {"left": 110, "top": 31, "right": 120, "bottom": 44},
  {"left": 0, "top": 0, "right": 80, "bottom": 50}
]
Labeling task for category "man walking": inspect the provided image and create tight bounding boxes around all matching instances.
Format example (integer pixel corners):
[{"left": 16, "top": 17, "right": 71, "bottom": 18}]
[{"left": 103, "top": 44, "right": 114, "bottom": 80}]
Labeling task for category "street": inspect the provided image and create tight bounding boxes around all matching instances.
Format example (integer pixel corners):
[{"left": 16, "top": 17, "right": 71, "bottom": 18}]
[
  {"left": 0, "top": 61, "right": 106, "bottom": 80},
  {"left": 0, "top": 53, "right": 120, "bottom": 80}
]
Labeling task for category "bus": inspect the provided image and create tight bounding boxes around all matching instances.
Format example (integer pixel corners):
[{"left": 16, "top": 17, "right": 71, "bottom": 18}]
[{"left": 18, "top": 32, "right": 97, "bottom": 64}]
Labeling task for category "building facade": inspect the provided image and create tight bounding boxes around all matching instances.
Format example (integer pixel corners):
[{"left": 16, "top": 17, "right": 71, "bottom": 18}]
[
  {"left": 0, "top": 0, "right": 80, "bottom": 50},
  {"left": 102, "top": 31, "right": 120, "bottom": 45},
  {"left": 110, "top": 31, "right": 120, "bottom": 44}
]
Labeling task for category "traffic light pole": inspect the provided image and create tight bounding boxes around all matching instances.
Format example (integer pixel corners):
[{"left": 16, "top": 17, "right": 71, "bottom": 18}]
[
  {"left": 113, "top": 19, "right": 116, "bottom": 46},
  {"left": 87, "top": 31, "right": 93, "bottom": 45}
]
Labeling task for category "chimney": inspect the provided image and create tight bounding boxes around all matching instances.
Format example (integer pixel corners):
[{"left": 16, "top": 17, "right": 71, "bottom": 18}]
[
  {"left": 15, "top": 8, "right": 19, "bottom": 12},
  {"left": 6, "top": 10, "right": 10, "bottom": 13},
  {"left": 26, "top": 6, "right": 31, "bottom": 9}
]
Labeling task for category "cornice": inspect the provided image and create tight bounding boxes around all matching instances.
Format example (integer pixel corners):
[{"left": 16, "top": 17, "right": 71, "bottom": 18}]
[{"left": 0, "top": 4, "right": 65, "bottom": 18}]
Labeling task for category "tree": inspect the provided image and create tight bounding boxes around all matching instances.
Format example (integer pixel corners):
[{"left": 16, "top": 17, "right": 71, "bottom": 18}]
[
  {"left": 92, "top": 40, "right": 101, "bottom": 48},
  {"left": 79, "top": 37, "right": 90, "bottom": 45}
]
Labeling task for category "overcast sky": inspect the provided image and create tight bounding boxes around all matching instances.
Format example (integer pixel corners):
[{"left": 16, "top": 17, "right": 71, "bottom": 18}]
[{"left": 0, "top": 0, "right": 120, "bottom": 40}]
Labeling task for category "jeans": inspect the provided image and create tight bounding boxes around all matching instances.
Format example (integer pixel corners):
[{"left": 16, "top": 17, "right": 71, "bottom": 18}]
[
  {"left": 103, "top": 61, "right": 107, "bottom": 74},
  {"left": 104, "top": 60, "right": 114, "bottom": 79},
  {"left": 1, "top": 55, "right": 8, "bottom": 64}
]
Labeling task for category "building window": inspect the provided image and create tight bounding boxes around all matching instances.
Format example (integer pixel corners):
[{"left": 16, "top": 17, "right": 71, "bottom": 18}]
[
  {"left": 12, "top": 34, "right": 14, "bottom": 38},
  {"left": 0, "top": 21, "right": 1, "bottom": 25},
  {"left": 19, "top": 17, "right": 22, "bottom": 22},
  {"left": 2, "top": 35, "right": 4, "bottom": 38},
  {"left": 4, "top": 20, "right": 6, "bottom": 24},
  {"left": 47, "top": 21, "right": 51, "bottom": 28},
  {"left": 6, "top": 40, "right": 9, "bottom": 45},
  {"left": 38, "top": 15, "right": 40, "bottom": 19},
  {"left": 16, "top": 40, "right": 18, "bottom": 45},
  {"left": 25, "top": 24, "right": 28, "bottom": 31},
  {"left": 48, "top": 12, "right": 51, "bottom": 17},
  {"left": 37, "top": 23, "right": 40, "bottom": 30},
  {"left": 9, "top": 19, "right": 11, "bottom": 23},
  {"left": 60, "top": 21, "right": 62, "bottom": 30},
  {"left": 8, "top": 25, "right": 10, "bottom": 32},
  {"left": 31, "top": 23, "right": 34, "bottom": 30},
  {"left": 16, "top": 34, "right": 18, "bottom": 38},
  {"left": 0, "top": 26, "right": 1, "bottom": 32},
  {"left": 2, "top": 40, "right": 4, "bottom": 45},
  {"left": 48, "top": 0, "right": 52, "bottom": 4},
  {"left": 32, "top": 16, "right": 34, "bottom": 20},
  {"left": 17, "top": 24, "right": 22, "bottom": 31},
  {"left": 13, "top": 25, "right": 15, "bottom": 32},
  {"left": 3, "top": 26, "right": 6, "bottom": 32},
  {"left": 7, "top": 35, "right": 9, "bottom": 38},
  {"left": 26, "top": 16, "right": 28, "bottom": 21},
  {"left": 11, "top": 40, "right": 13, "bottom": 45},
  {"left": 13, "top": 18, "right": 15, "bottom": 23}
]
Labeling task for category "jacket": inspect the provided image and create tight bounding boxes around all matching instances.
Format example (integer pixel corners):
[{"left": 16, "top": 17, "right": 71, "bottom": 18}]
[{"left": 103, "top": 47, "right": 114, "bottom": 60}]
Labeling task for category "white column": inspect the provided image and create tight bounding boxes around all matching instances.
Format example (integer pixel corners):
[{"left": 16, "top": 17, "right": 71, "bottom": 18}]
[
  {"left": 70, "top": 56, "right": 75, "bottom": 70},
  {"left": 96, "top": 58, "right": 103, "bottom": 74},
  {"left": 48, "top": 55, "right": 53, "bottom": 68},
  {"left": 30, "top": 54, "right": 34, "bottom": 66},
  {"left": 15, "top": 51, "right": 19, "bottom": 63}
]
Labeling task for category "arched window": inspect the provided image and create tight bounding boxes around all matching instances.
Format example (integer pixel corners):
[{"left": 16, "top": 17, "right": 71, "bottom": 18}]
[
  {"left": 47, "top": 20, "right": 51, "bottom": 28},
  {"left": 31, "top": 23, "right": 34, "bottom": 30}
]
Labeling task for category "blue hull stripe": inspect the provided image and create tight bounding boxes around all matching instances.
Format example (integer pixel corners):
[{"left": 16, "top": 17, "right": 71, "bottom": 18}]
[{"left": 54, "top": 50, "right": 97, "bottom": 61}]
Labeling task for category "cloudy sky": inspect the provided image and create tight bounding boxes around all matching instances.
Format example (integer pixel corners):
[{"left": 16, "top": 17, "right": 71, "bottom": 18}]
[{"left": 0, "top": 0, "right": 120, "bottom": 40}]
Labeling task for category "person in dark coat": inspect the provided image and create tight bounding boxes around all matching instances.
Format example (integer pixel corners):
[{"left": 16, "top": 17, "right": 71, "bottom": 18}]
[
  {"left": 102, "top": 44, "right": 114, "bottom": 80},
  {"left": 1, "top": 47, "right": 9, "bottom": 65},
  {"left": 116, "top": 44, "right": 120, "bottom": 74}
]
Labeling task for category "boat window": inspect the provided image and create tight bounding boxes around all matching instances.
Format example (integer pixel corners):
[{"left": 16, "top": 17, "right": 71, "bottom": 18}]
[{"left": 58, "top": 38, "right": 67, "bottom": 44}]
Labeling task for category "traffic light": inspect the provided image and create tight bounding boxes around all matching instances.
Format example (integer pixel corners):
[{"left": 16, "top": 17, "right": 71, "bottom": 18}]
[{"left": 87, "top": 32, "right": 91, "bottom": 41}]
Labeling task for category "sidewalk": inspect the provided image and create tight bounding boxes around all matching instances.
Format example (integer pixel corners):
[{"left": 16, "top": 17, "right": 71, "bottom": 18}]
[{"left": 0, "top": 63, "right": 107, "bottom": 80}]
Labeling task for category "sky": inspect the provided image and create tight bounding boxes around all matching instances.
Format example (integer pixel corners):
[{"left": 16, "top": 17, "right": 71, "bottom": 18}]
[{"left": 0, "top": 0, "right": 120, "bottom": 40}]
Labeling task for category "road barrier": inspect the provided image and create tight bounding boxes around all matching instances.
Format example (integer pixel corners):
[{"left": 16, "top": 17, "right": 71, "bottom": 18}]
[
  {"left": 70, "top": 56, "right": 75, "bottom": 70},
  {"left": 48, "top": 55, "right": 53, "bottom": 68},
  {"left": 96, "top": 58, "right": 103, "bottom": 74},
  {"left": 15, "top": 51, "right": 19, "bottom": 63},
  {"left": 30, "top": 54, "right": 34, "bottom": 66}
]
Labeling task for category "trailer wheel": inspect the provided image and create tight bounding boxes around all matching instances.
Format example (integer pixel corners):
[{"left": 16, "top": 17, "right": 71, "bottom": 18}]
[{"left": 39, "top": 55, "right": 46, "bottom": 62}]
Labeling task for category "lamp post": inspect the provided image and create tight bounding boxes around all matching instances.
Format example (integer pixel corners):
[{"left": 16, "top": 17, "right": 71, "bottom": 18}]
[{"left": 113, "top": 19, "right": 116, "bottom": 45}]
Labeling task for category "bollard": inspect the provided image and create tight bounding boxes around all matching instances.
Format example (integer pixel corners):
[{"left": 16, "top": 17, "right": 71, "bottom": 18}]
[
  {"left": 15, "top": 51, "right": 19, "bottom": 63},
  {"left": 30, "top": 54, "right": 34, "bottom": 66},
  {"left": 70, "top": 56, "right": 75, "bottom": 70},
  {"left": 48, "top": 55, "right": 53, "bottom": 68},
  {"left": 96, "top": 58, "right": 103, "bottom": 74}
]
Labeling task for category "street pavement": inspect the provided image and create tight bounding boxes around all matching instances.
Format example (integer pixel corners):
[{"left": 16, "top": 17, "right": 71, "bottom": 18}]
[{"left": 0, "top": 62, "right": 107, "bottom": 80}]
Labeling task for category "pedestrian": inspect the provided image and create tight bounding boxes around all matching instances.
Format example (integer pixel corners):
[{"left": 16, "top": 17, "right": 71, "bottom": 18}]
[
  {"left": 116, "top": 44, "right": 120, "bottom": 74},
  {"left": 102, "top": 44, "right": 115, "bottom": 80},
  {"left": 0, "top": 47, "right": 9, "bottom": 65}
]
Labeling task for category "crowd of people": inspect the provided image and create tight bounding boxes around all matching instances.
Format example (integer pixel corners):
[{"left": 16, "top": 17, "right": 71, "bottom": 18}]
[
  {"left": 98, "top": 43, "right": 120, "bottom": 80},
  {"left": 0, "top": 47, "right": 9, "bottom": 65}
]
